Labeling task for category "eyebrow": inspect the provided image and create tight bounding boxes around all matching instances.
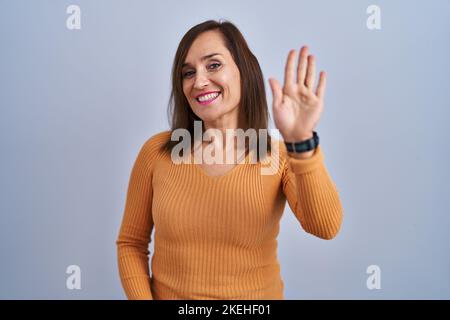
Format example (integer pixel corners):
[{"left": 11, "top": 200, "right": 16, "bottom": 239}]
[{"left": 182, "top": 53, "right": 223, "bottom": 68}]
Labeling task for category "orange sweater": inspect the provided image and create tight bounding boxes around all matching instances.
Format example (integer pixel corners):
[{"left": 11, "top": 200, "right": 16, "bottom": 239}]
[{"left": 116, "top": 130, "right": 343, "bottom": 300}]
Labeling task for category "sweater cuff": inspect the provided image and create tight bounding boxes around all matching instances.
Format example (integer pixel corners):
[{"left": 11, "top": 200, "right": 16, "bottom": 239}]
[
  {"left": 287, "top": 145, "right": 325, "bottom": 174},
  {"left": 122, "top": 276, "right": 154, "bottom": 300}
]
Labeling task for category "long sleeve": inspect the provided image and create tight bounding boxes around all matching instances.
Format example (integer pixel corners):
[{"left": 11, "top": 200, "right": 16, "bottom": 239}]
[
  {"left": 282, "top": 145, "right": 343, "bottom": 240},
  {"left": 116, "top": 137, "right": 158, "bottom": 300}
]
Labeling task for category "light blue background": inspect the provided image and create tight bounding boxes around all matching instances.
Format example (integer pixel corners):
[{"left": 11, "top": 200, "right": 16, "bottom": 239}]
[{"left": 1, "top": 0, "right": 449, "bottom": 299}]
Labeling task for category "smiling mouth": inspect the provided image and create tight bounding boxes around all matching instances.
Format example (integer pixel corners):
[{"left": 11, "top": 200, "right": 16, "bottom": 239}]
[{"left": 195, "top": 92, "right": 221, "bottom": 105}]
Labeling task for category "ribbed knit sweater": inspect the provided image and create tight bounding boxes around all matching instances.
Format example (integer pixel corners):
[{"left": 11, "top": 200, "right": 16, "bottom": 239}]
[{"left": 116, "top": 130, "right": 343, "bottom": 300}]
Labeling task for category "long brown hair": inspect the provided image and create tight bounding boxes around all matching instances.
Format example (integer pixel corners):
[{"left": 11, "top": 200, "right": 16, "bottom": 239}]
[{"left": 161, "top": 19, "right": 272, "bottom": 161}]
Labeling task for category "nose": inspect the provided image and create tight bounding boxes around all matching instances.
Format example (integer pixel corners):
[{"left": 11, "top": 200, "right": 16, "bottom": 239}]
[{"left": 193, "top": 71, "right": 210, "bottom": 90}]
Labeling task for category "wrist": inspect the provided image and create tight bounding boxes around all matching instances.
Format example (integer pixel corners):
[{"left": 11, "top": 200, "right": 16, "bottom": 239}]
[{"left": 284, "top": 131, "right": 319, "bottom": 154}]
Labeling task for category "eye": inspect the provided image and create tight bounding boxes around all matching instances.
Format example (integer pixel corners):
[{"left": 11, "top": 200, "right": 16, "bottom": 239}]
[
  {"left": 182, "top": 70, "right": 194, "bottom": 78},
  {"left": 208, "top": 62, "right": 221, "bottom": 70},
  {"left": 182, "top": 62, "right": 221, "bottom": 79}
]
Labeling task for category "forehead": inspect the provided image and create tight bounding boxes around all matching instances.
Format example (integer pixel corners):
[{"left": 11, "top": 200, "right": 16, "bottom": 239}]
[{"left": 184, "top": 30, "right": 229, "bottom": 63}]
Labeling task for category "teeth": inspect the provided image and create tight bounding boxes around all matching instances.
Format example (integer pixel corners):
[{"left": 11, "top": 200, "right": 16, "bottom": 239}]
[{"left": 197, "top": 92, "right": 220, "bottom": 102}]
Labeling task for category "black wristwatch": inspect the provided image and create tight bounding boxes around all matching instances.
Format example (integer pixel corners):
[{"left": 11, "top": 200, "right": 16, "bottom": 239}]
[{"left": 285, "top": 131, "right": 319, "bottom": 153}]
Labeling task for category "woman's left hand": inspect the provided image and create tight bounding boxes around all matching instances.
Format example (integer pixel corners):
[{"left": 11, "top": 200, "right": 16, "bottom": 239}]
[{"left": 269, "top": 46, "right": 327, "bottom": 142}]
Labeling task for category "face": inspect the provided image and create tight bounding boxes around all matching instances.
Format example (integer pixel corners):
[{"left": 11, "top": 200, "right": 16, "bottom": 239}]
[{"left": 182, "top": 30, "right": 241, "bottom": 127}]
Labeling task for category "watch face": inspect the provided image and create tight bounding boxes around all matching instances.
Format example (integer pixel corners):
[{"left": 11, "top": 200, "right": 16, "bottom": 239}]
[{"left": 295, "top": 143, "right": 312, "bottom": 152}]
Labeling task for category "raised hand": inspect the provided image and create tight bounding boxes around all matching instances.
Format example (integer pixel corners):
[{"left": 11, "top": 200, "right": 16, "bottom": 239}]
[{"left": 269, "top": 46, "right": 326, "bottom": 143}]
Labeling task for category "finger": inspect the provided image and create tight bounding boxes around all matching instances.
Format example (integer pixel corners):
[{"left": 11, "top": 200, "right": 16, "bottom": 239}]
[
  {"left": 305, "top": 55, "right": 316, "bottom": 89},
  {"left": 283, "top": 49, "right": 296, "bottom": 88},
  {"left": 316, "top": 71, "right": 327, "bottom": 99},
  {"left": 296, "top": 46, "right": 309, "bottom": 86},
  {"left": 269, "top": 78, "right": 283, "bottom": 108}
]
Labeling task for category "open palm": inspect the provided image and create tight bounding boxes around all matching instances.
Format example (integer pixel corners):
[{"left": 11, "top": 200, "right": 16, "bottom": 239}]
[{"left": 269, "top": 46, "right": 327, "bottom": 142}]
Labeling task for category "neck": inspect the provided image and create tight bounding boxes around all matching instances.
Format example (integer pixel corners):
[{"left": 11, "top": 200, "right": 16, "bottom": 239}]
[{"left": 193, "top": 107, "right": 248, "bottom": 160}]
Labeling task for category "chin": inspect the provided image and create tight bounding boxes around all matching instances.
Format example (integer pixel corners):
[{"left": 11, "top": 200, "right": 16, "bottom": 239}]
[
  {"left": 194, "top": 107, "right": 224, "bottom": 121},
  {"left": 196, "top": 113, "right": 221, "bottom": 123}
]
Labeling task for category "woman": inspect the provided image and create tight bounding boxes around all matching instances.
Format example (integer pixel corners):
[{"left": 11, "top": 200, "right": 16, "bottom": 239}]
[{"left": 116, "top": 20, "right": 343, "bottom": 300}]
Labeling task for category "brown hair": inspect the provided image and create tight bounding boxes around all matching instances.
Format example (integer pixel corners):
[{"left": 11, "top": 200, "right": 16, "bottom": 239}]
[{"left": 161, "top": 19, "right": 272, "bottom": 161}]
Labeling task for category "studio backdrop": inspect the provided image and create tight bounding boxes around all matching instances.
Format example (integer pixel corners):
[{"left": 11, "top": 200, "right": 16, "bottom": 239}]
[{"left": 1, "top": 0, "right": 449, "bottom": 299}]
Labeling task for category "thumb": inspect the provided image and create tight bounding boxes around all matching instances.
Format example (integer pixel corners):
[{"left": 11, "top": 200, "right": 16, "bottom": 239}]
[{"left": 268, "top": 78, "right": 283, "bottom": 109}]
